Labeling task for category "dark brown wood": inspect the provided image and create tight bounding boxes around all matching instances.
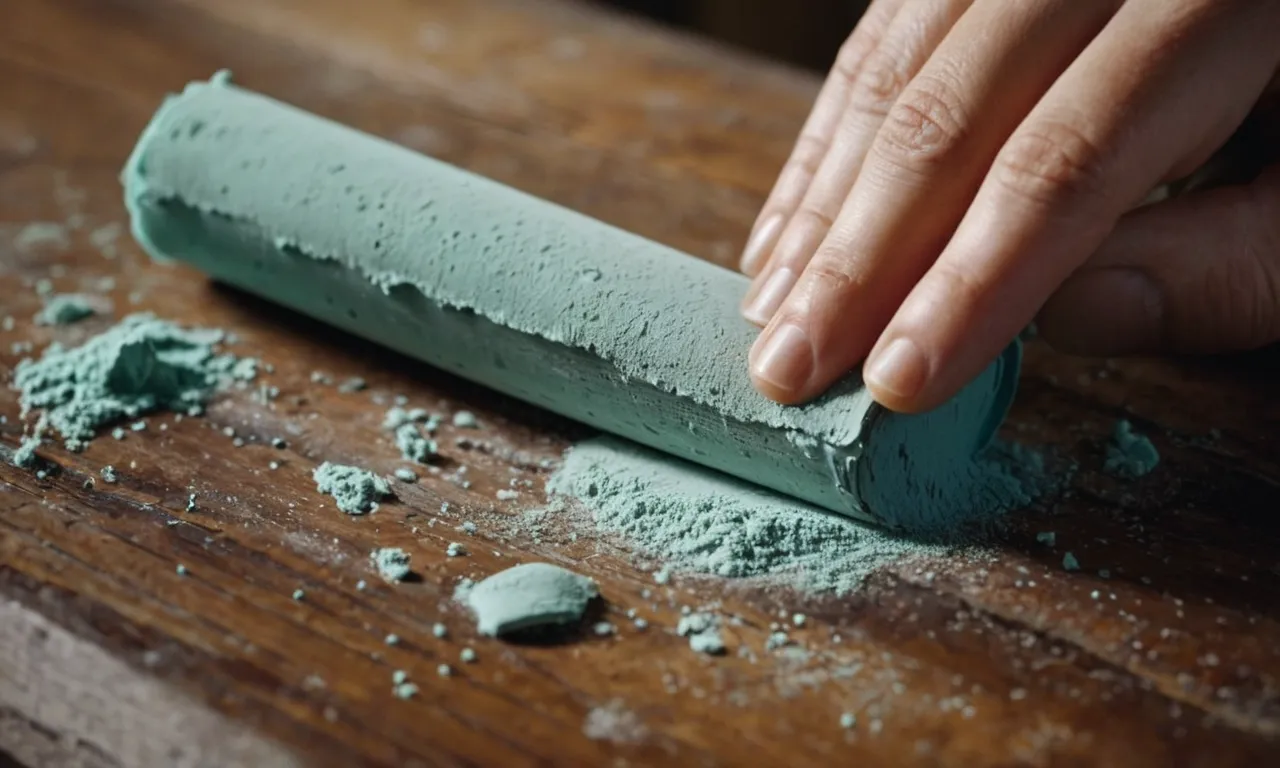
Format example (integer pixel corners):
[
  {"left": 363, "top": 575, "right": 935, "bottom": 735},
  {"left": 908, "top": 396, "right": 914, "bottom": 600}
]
[{"left": 1, "top": 0, "right": 1278, "bottom": 765}]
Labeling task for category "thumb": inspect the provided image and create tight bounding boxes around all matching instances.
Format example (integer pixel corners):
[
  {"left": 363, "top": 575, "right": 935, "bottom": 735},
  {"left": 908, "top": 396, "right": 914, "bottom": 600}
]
[{"left": 1037, "top": 164, "right": 1280, "bottom": 356}]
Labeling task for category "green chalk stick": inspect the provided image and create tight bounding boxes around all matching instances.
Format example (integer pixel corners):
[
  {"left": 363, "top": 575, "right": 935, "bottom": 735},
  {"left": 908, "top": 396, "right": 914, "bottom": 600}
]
[{"left": 123, "top": 76, "right": 1022, "bottom": 530}]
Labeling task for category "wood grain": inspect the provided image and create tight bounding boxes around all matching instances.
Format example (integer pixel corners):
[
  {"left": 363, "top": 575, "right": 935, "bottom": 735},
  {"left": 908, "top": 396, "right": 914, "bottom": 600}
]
[{"left": 1, "top": 0, "right": 1278, "bottom": 765}]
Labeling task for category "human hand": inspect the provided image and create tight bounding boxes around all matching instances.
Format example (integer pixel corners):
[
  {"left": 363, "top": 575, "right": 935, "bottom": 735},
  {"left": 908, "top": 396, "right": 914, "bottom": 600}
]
[{"left": 737, "top": 0, "right": 1280, "bottom": 412}]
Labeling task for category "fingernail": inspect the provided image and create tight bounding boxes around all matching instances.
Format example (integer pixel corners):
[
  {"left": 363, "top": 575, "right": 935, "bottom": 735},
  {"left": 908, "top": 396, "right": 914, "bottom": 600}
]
[
  {"left": 864, "top": 337, "right": 927, "bottom": 401},
  {"left": 751, "top": 322, "right": 813, "bottom": 394},
  {"left": 742, "top": 267, "right": 797, "bottom": 326},
  {"left": 740, "top": 213, "right": 783, "bottom": 275}
]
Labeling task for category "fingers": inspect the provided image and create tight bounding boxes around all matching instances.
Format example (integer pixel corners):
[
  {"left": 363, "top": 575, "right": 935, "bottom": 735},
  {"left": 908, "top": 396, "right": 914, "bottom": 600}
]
[
  {"left": 738, "top": 0, "right": 907, "bottom": 277},
  {"left": 747, "top": 0, "right": 1117, "bottom": 402},
  {"left": 863, "top": 0, "right": 1280, "bottom": 412},
  {"left": 741, "top": 0, "right": 972, "bottom": 323},
  {"left": 1038, "top": 164, "right": 1280, "bottom": 354}
]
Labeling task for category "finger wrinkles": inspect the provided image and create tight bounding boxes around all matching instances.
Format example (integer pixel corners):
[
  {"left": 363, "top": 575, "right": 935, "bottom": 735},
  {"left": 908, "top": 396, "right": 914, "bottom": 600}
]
[
  {"left": 991, "top": 117, "right": 1114, "bottom": 209},
  {"left": 872, "top": 71, "right": 972, "bottom": 175}
]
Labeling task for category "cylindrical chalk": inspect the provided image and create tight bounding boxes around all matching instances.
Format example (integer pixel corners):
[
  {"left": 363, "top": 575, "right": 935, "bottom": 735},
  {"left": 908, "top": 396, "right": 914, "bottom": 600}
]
[{"left": 123, "top": 76, "right": 1021, "bottom": 532}]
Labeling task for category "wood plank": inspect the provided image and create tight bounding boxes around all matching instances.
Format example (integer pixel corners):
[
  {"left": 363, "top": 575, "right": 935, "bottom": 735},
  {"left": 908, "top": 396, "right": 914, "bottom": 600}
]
[{"left": 1, "top": 0, "right": 1278, "bottom": 764}]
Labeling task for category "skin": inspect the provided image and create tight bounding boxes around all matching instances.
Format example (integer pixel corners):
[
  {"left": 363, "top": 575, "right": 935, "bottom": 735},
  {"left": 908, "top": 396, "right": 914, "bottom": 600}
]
[{"left": 738, "top": 0, "right": 1280, "bottom": 413}]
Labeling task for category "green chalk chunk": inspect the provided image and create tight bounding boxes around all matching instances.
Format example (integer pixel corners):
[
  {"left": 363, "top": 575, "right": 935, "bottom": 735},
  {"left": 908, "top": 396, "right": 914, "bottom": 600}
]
[
  {"left": 124, "top": 76, "right": 1023, "bottom": 531},
  {"left": 1104, "top": 420, "right": 1159, "bottom": 479},
  {"left": 462, "top": 562, "right": 598, "bottom": 637},
  {"left": 313, "top": 462, "right": 389, "bottom": 515},
  {"left": 371, "top": 547, "right": 411, "bottom": 582}
]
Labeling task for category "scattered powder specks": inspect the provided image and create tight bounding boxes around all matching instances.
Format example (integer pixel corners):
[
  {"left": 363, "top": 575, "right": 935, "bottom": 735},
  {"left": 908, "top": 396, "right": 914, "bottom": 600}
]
[
  {"left": 371, "top": 547, "right": 412, "bottom": 582},
  {"left": 677, "top": 612, "right": 725, "bottom": 655},
  {"left": 14, "top": 222, "right": 70, "bottom": 252},
  {"left": 313, "top": 462, "right": 390, "bottom": 515},
  {"left": 547, "top": 438, "right": 950, "bottom": 594},
  {"left": 90, "top": 222, "right": 125, "bottom": 258},
  {"left": 34, "top": 294, "right": 96, "bottom": 326},
  {"left": 1105, "top": 420, "right": 1159, "bottom": 478},
  {"left": 337, "top": 376, "right": 367, "bottom": 393},
  {"left": 583, "top": 700, "right": 647, "bottom": 744},
  {"left": 382, "top": 406, "right": 431, "bottom": 431}
]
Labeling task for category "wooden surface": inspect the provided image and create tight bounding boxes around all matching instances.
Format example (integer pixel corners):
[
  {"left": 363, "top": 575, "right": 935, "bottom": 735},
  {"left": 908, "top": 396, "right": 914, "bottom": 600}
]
[{"left": 2, "top": 1, "right": 1279, "bottom": 765}]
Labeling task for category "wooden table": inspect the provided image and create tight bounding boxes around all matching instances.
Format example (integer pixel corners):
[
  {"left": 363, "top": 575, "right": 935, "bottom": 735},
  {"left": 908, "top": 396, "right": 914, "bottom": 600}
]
[{"left": 2, "top": 1, "right": 1278, "bottom": 765}]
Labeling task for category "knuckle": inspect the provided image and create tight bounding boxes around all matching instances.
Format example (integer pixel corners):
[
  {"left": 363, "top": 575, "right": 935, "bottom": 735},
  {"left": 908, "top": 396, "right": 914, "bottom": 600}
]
[
  {"left": 832, "top": 32, "right": 874, "bottom": 89},
  {"left": 846, "top": 47, "right": 907, "bottom": 119},
  {"left": 788, "top": 133, "right": 830, "bottom": 180},
  {"left": 1229, "top": 202, "right": 1280, "bottom": 347},
  {"left": 873, "top": 74, "right": 970, "bottom": 172},
  {"left": 992, "top": 120, "right": 1111, "bottom": 207},
  {"left": 1173, "top": 193, "right": 1280, "bottom": 350},
  {"left": 804, "top": 254, "right": 865, "bottom": 296},
  {"left": 929, "top": 259, "right": 988, "bottom": 312},
  {"left": 793, "top": 204, "right": 836, "bottom": 233}
]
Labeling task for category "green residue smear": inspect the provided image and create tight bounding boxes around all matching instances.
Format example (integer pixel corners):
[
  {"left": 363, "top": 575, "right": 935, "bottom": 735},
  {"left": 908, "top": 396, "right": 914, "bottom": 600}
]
[
  {"left": 12, "top": 313, "right": 248, "bottom": 456},
  {"left": 548, "top": 437, "right": 1048, "bottom": 594}
]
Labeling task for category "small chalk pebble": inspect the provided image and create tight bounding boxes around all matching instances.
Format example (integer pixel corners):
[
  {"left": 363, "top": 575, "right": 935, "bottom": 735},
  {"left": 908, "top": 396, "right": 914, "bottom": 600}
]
[
  {"left": 461, "top": 521, "right": 477, "bottom": 534},
  {"left": 437, "top": 664, "right": 452, "bottom": 677},
  {"left": 792, "top": 613, "right": 807, "bottom": 627},
  {"left": 271, "top": 437, "right": 287, "bottom": 449},
  {"left": 175, "top": 564, "right": 188, "bottom": 576},
  {"left": 394, "top": 468, "right": 417, "bottom": 482},
  {"left": 452, "top": 411, "right": 478, "bottom": 428},
  {"left": 446, "top": 542, "right": 466, "bottom": 557},
  {"left": 269, "top": 461, "right": 280, "bottom": 470},
  {"left": 432, "top": 623, "right": 448, "bottom": 638},
  {"left": 393, "top": 683, "right": 418, "bottom": 699},
  {"left": 840, "top": 713, "right": 857, "bottom": 729},
  {"left": 356, "top": 580, "right": 367, "bottom": 591},
  {"left": 292, "top": 589, "right": 305, "bottom": 601},
  {"left": 593, "top": 622, "right": 615, "bottom": 636},
  {"left": 634, "top": 618, "right": 648, "bottom": 630},
  {"left": 392, "top": 670, "right": 408, "bottom": 685},
  {"left": 385, "top": 634, "right": 399, "bottom": 646},
  {"left": 460, "top": 648, "right": 476, "bottom": 664},
  {"left": 1063, "top": 552, "right": 1081, "bottom": 571},
  {"left": 495, "top": 489, "right": 518, "bottom": 501}
]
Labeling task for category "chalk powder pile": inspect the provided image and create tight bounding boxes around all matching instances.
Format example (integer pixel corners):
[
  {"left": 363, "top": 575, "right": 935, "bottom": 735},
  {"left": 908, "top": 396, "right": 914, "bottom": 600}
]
[
  {"left": 10, "top": 313, "right": 252, "bottom": 463},
  {"left": 546, "top": 437, "right": 1045, "bottom": 594}
]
